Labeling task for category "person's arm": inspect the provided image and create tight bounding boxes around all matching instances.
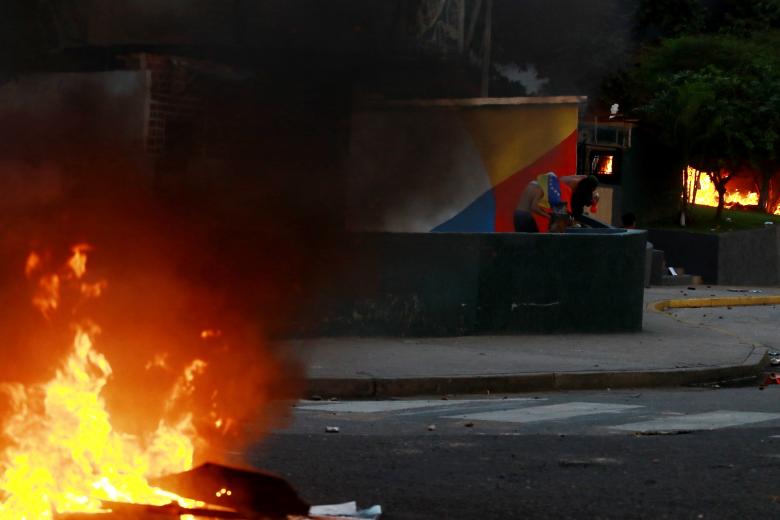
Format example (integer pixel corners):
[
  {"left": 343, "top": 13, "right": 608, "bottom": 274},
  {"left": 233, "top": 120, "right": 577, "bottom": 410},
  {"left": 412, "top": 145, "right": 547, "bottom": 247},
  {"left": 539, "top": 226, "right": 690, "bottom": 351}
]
[
  {"left": 529, "top": 189, "right": 549, "bottom": 218},
  {"left": 559, "top": 175, "right": 587, "bottom": 189}
]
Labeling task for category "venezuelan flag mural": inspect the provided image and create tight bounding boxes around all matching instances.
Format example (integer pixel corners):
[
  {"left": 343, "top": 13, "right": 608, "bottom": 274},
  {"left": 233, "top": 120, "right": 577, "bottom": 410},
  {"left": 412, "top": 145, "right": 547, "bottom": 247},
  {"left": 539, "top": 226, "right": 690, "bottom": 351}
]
[{"left": 347, "top": 98, "right": 582, "bottom": 232}]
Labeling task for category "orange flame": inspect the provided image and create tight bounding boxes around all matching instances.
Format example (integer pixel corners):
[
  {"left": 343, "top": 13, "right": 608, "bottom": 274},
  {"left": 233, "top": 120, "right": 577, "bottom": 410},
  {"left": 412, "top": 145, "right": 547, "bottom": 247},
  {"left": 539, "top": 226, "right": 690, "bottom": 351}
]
[
  {"left": 0, "top": 245, "right": 205, "bottom": 516},
  {"left": 32, "top": 274, "right": 61, "bottom": 318},
  {"left": 0, "top": 327, "right": 201, "bottom": 516},
  {"left": 80, "top": 280, "right": 108, "bottom": 299},
  {"left": 24, "top": 252, "right": 41, "bottom": 279},
  {"left": 684, "top": 166, "right": 780, "bottom": 214},
  {"left": 200, "top": 329, "right": 222, "bottom": 339},
  {"left": 67, "top": 244, "right": 91, "bottom": 280},
  {"left": 597, "top": 155, "right": 613, "bottom": 175}
]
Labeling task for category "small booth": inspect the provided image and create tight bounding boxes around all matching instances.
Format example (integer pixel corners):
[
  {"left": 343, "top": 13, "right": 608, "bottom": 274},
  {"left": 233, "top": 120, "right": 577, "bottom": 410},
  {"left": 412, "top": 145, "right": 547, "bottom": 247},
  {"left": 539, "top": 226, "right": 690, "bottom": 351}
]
[{"left": 346, "top": 96, "right": 585, "bottom": 232}]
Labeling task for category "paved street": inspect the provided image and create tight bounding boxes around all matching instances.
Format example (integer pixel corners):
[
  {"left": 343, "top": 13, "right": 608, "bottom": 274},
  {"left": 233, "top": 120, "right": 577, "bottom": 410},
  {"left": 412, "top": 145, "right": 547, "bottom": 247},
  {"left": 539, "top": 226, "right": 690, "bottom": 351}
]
[
  {"left": 244, "top": 290, "right": 780, "bottom": 518},
  {"left": 285, "top": 387, "right": 780, "bottom": 436},
  {"left": 243, "top": 387, "right": 780, "bottom": 519}
]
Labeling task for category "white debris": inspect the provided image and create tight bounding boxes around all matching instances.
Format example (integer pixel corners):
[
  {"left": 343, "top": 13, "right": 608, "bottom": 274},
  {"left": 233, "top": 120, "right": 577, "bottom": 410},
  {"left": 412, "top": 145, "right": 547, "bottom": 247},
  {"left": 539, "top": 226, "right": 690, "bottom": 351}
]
[{"left": 310, "top": 501, "right": 382, "bottom": 519}]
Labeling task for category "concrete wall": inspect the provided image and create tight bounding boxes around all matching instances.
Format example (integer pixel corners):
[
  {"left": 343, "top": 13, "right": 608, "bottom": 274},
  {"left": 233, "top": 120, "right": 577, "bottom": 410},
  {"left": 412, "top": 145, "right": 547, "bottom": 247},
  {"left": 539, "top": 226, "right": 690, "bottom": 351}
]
[
  {"left": 293, "top": 230, "right": 647, "bottom": 336},
  {"left": 648, "top": 227, "right": 780, "bottom": 286},
  {"left": 347, "top": 98, "right": 581, "bottom": 232},
  {"left": 646, "top": 229, "right": 719, "bottom": 283},
  {"left": 718, "top": 227, "right": 780, "bottom": 286}
]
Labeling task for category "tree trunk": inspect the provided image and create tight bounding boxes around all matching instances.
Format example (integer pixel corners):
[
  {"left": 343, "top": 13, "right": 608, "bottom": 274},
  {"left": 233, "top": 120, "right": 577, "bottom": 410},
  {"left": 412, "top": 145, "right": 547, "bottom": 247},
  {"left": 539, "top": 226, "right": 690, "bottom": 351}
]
[
  {"left": 715, "top": 187, "right": 725, "bottom": 221},
  {"left": 691, "top": 169, "right": 701, "bottom": 205},
  {"left": 680, "top": 166, "right": 689, "bottom": 226}
]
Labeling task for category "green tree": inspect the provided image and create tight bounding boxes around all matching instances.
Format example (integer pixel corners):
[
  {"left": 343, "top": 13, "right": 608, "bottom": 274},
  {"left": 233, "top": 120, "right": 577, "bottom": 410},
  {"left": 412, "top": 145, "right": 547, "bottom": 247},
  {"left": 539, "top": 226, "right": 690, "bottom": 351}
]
[
  {"left": 626, "top": 33, "right": 780, "bottom": 219},
  {"left": 639, "top": 66, "right": 745, "bottom": 221},
  {"left": 719, "top": 0, "right": 780, "bottom": 35},
  {"left": 733, "top": 64, "right": 780, "bottom": 212},
  {"left": 605, "top": 3, "right": 780, "bottom": 219}
]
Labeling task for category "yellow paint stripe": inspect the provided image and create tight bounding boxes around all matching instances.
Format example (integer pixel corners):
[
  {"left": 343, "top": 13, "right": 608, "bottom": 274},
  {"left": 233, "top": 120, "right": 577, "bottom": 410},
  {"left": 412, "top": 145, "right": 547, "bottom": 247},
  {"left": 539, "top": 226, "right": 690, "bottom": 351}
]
[
  {"left": 459, "top": 105, "right": 578, "bottom": 186},
  {"left": 654, "top": 296, "right": 780, "bottom": 312}
]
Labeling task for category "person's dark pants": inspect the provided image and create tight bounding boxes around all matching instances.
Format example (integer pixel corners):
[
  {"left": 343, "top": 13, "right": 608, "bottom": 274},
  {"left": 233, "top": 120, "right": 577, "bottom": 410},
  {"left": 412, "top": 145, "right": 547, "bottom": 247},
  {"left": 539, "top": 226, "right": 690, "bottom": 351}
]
[{"left": 514, "top": 210, "right": 538, "bottom": 232}]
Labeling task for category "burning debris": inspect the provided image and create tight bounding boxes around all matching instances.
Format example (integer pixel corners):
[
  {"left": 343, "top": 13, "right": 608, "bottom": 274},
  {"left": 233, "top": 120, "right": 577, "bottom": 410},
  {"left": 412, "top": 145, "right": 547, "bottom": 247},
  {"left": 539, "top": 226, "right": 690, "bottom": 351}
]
[
  {"left": 150, "top": 463, "right": 309, "bottom": 518},
  {"left": 0, "top": 245, "right": 202, "bottom": 516},
  {"left": 0, "top": 244, "right": 325, "bottom": 519}
]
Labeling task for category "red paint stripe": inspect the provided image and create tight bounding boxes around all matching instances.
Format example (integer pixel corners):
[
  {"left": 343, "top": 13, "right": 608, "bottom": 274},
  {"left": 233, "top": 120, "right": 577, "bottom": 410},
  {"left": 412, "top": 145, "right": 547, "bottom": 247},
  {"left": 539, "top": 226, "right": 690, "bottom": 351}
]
[{"left": 493, "top": 130, "right": 578, "bottom": 232}]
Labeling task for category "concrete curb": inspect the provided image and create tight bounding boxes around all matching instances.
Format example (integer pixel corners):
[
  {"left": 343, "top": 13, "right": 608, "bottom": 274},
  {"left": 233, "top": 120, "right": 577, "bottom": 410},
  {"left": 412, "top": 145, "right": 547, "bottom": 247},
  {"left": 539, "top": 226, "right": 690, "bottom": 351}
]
[
  {"left": 303, "top": 296, "right": 776, "bottom": 399},
  {"left": 653, "top": 295, "right": 780, "bottom": 311},
  {"left": 305, "top": 348, "right": 769, "bottom": 399}
]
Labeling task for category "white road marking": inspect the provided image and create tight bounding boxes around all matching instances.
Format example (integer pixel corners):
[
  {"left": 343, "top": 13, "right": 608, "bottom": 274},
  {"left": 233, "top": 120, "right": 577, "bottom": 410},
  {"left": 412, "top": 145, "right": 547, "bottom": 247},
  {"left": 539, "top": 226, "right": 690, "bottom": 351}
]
[
  {"left": 296, "top": 399, "right": 538, "bottom": 413},
  {"left": 442, "top": 402, "right": 643, "bottom": 424},
  {"left": 612, "top": 411, "right": 780, "bottom": 432}
]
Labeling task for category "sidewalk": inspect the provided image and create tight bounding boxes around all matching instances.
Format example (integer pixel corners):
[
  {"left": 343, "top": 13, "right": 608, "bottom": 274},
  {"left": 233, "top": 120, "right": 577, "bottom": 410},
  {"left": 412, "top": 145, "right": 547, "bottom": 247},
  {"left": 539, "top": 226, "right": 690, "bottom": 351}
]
[{"left": 291, "top": 286, "right": 780, "bottom": 398}]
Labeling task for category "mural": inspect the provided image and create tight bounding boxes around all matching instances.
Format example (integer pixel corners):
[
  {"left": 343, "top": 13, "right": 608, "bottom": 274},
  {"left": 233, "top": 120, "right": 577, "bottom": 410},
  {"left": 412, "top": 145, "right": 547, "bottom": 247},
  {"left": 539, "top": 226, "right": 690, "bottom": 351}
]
[{"left": 347, "top": 98, "right": 580, "bottom": 232}]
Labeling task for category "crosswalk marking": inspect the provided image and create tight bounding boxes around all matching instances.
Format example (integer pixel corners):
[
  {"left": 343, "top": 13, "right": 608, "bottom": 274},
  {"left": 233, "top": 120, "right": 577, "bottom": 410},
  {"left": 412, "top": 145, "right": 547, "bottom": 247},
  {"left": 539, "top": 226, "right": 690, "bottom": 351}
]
[
  {"left": 296, "top": 399, "right": 537, "bottom": 414},
  {"left": 442, "top": 402, "right": 643, "bottom": 424},
  {"left": 294, "top": 399, "right": 780, "bottom": 433},
  {"left": 612, "top": 411, "right": 780, "bottom": 432}
]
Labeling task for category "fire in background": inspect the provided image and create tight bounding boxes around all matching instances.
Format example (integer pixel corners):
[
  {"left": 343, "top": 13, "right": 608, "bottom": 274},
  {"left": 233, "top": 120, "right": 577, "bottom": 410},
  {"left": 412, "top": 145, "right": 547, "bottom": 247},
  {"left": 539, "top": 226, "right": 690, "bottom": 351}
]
[
  {"left": 591, "top": 154, "right": 614, "bottom": 175},
  {"left": 683, "top": 166, "right": 780, "bottom": 215}
]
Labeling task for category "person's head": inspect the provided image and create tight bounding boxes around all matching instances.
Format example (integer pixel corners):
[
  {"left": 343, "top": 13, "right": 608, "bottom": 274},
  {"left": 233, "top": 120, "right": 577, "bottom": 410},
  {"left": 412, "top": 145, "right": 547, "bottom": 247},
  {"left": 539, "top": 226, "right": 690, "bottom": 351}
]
[
  {"left": 571, "top": 175, "right": 599, "bottom": 217},
  {"left": 622, "top": 212, "right": 637, "bottom": 229}
]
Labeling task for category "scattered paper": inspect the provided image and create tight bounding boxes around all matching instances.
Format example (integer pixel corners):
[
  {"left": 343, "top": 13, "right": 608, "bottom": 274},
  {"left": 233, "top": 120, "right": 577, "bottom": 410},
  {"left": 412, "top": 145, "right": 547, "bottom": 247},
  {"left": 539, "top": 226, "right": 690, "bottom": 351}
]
[
  {"left": 310, "top": 502, "right": 357, "bottom": 516},
  {"left": 310, "top": 501, "right": 382, "bottom": 519}
]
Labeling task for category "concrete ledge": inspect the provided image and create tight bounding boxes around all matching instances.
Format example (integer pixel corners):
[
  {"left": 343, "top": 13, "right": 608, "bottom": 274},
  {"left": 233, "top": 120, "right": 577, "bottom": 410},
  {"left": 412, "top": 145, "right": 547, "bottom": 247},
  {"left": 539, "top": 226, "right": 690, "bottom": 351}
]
[
  {"left": 304, "top": 349, "right": 768, "bottom": 398},
  {"left": 297, "top": 230, "right": 647, "bottom": 336},
  {"left": 648, "top": 227, "right": 780, "bottom": 285}
]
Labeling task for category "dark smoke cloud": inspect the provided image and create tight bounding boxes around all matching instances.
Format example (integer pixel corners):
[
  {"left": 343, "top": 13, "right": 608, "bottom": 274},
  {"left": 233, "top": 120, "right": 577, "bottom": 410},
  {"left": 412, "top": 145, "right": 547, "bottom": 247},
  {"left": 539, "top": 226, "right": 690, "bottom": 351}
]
[{"left": 0, "top": 60, "right": 353, "bottom": 461}]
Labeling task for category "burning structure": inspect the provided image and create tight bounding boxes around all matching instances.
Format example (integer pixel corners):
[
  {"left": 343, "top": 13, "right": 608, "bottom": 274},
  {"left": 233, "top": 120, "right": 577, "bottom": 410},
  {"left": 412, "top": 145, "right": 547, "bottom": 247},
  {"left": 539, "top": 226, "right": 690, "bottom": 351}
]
[{"left": 684, "top": 166, "right": 780, "bottom": 215}]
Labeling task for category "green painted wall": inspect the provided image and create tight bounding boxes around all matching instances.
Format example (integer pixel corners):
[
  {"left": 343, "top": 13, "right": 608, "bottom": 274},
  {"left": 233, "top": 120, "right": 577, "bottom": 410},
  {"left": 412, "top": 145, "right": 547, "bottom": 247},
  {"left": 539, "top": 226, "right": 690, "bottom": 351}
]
[{"left": 292, "top": 230, "right": 647, "bottom": 336}]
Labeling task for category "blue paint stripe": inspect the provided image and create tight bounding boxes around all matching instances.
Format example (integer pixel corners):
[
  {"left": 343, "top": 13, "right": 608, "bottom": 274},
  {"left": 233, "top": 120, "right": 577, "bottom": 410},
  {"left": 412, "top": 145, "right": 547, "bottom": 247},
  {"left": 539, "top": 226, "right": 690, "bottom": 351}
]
[{"left": 432, "top": 189, "right": 496, "bottom": 232}]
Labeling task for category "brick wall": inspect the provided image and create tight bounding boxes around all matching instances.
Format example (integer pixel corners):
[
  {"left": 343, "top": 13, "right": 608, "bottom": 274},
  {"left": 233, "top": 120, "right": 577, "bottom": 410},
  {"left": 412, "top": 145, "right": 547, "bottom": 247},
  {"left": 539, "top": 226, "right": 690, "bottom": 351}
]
[{"left": 140, "top": 54, "right": 204, "bottom": 156}]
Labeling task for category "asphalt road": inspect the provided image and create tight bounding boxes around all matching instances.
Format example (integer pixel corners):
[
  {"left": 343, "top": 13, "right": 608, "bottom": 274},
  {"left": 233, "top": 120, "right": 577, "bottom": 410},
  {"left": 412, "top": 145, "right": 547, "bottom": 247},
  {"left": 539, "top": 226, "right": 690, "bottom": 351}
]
[{"left": 240, "top": 387, "right": 780, "bottom": 519}]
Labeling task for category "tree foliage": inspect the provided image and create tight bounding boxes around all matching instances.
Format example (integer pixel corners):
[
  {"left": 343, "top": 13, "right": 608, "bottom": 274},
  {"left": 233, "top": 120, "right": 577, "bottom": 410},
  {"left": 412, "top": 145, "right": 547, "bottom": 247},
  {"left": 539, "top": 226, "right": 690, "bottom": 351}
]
[
  {"left": 605, "top": 2, "right": 780, "bottom": 221},
  {"left": 718, "top": 0, "right": 780, "bottom": 35},
  {"left": 623, "top": 29, "right": 780, "bottom": 217},
  {"left": 638, "top": 65, "right": 739, "bottom": 219}
]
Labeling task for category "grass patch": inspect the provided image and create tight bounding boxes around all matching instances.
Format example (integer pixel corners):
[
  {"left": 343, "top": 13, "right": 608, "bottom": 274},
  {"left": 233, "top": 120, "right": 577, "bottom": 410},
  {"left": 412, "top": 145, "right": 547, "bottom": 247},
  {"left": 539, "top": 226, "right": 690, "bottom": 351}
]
[{"left": 648, "top": 204, "right": 780, "bottom": 233}]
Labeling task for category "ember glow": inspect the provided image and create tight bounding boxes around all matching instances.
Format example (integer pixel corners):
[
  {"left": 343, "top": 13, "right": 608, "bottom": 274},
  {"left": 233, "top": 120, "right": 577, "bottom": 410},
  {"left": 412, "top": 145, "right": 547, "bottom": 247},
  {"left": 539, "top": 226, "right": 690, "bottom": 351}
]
[
  {"left": 595, "top": 155, "right": 613, "bottom": 175},
  {"left": 0, "top": 245, "right": 204, "bottom": 517},
  {"left": 684, "top": 166, "right": 780, "bottom": 214}
]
